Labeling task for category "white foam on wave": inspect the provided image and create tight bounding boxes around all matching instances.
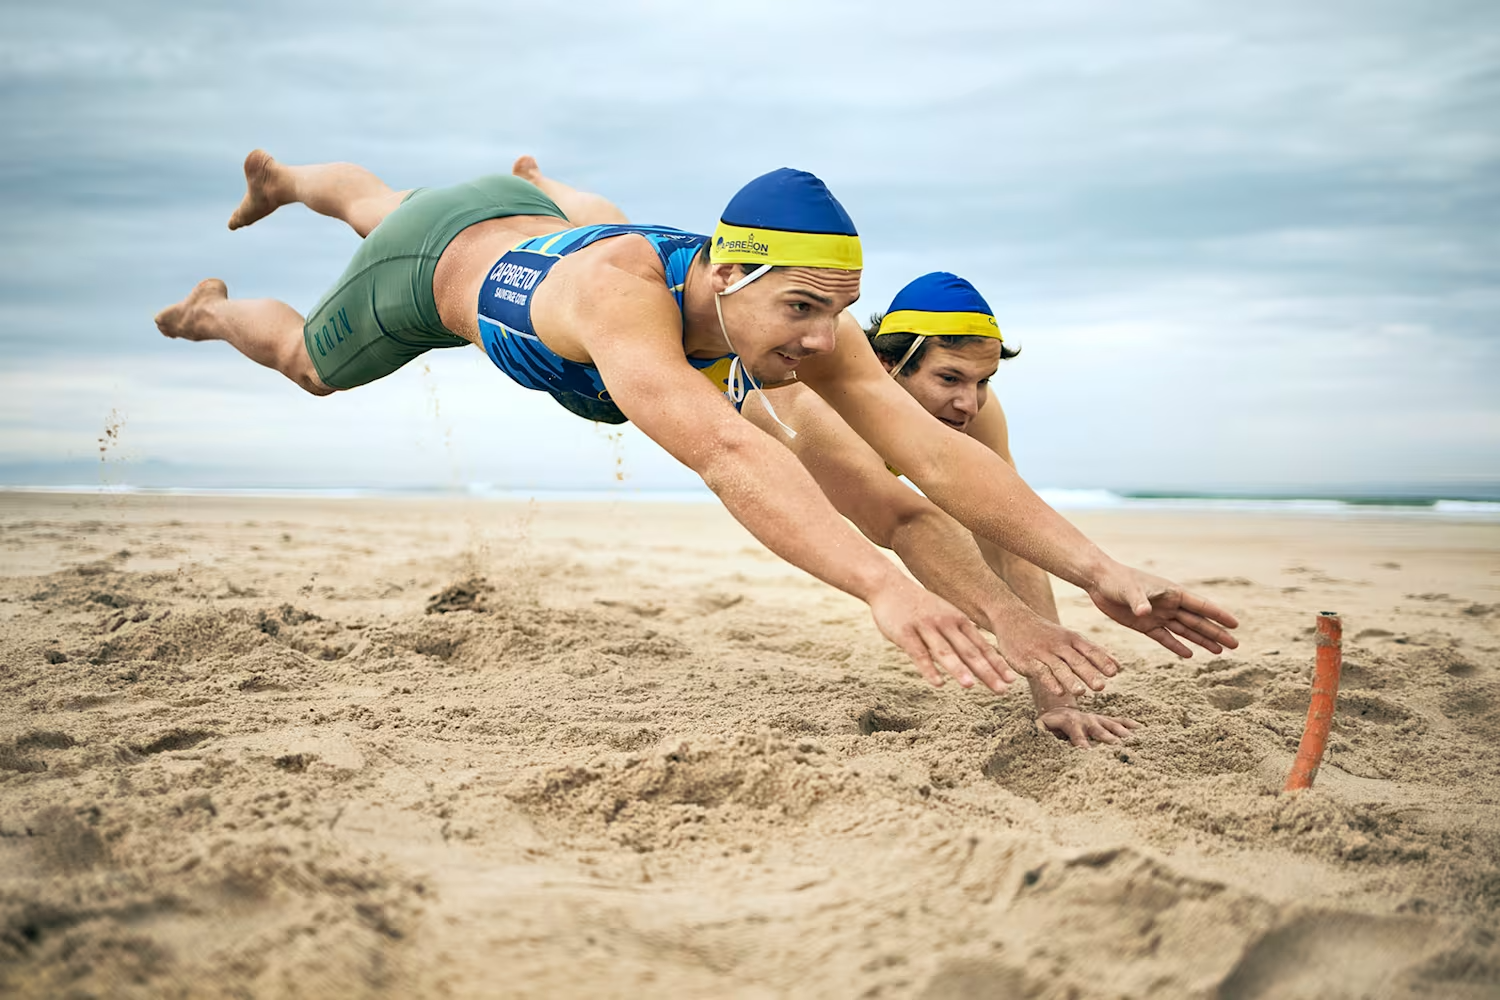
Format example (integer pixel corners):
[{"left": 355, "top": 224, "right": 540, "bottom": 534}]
[
  {"left": 1433, "top": 499, "right": 1500, "bottom": 516},
  {"left": 1035, "top": 488, "right": 1127, "bottom": 509},
  {"left": 1040, "top": 490, "right": 1500, "bottom": 519}
]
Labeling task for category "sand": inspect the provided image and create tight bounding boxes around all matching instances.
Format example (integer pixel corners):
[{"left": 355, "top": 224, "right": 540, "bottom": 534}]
[{"left": 1, "top": 491, "right": 1497, "bottom": 999}]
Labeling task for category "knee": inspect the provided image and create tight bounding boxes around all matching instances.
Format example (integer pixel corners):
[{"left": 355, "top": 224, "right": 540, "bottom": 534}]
[
  {"left": 283, "top": 343, "right": 337, "bottom": 396},
  {"left": 293, "top": 364, "right": 337, "bottom": 396}
]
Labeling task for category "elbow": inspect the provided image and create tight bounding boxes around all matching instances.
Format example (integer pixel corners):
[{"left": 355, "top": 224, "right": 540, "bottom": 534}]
[
  {"left": 846, "top": 506, "right": 900, "bottom": 549},
  {"left": 898, "top": 430, "right": 971, "bottom": 493},
  {"left": 823, "top": 488, "right": 919, "bottom": 551},
  {"left": 874, "top": 498, "right": 934, "bottom": 552},
  {"left": 695, "top": 426, "right": 763, "bottom": 498}
]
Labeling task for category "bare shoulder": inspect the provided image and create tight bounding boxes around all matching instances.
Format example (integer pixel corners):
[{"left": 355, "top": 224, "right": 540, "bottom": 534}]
[
  {"left": 555, "top": 231, "right": 669, "bottom": 286},
  {"left": 529, "top": 234, "right": 679, "bottom": 363}
]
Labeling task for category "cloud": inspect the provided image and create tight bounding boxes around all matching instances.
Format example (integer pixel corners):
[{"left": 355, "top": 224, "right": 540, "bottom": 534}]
[{"left": 1, "top": 0, "right": 1496, "bottom": 493}]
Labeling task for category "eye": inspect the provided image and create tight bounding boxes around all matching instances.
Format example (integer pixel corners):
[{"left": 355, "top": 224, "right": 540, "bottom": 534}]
[
  {"left": 939, "top": 375, "right": 958, "bottom": 384},
  {"left": 978, "top": 378, "right": 991, "bottom": 386},
  {"left": 789, "top": 301, "right": 811, "bottom": 313}
]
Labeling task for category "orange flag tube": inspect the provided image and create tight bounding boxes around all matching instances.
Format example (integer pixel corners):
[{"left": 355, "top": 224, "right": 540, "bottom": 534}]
[{"left": 1285, "top": 612, "right": 1343, "bottom": 791}]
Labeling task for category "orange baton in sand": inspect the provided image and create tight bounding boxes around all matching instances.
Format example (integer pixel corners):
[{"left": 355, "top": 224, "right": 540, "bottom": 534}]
[{"left": 1284, "top": 612, "right": 1342, "bottom": 791}]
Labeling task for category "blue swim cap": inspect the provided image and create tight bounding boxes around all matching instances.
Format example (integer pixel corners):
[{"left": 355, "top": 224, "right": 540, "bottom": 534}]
[
  {"left": 878, "top": 272, "right": 1002, "bottom": 340},
  {"left": 712, "top": 168, "right": 862, "bottom": 270}
]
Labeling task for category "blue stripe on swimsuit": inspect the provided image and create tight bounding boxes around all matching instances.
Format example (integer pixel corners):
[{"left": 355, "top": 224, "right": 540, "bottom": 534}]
[{"left": 476, "top": 224, "right": 740, "bottom": 419}]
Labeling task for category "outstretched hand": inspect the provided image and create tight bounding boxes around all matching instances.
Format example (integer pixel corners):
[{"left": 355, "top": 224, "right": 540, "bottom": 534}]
[
  {"left": 869, "top": 579, "right": 1018, "bottom": 692},
  {"left": 987, "top": 610, "right": 1121, "bottom": 699},
  {"left": 1087, "top": 564, "right": 1241, "bottom": 658},
  {"left": 1036, "top": 708, "right": 1140, "bottom": 749}
]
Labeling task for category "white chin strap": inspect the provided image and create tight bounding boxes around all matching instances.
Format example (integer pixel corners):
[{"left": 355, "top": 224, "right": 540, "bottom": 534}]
[
  {"left": 890, "top": 335, "right": 924, "bottom": 378},
  {"left": 715, "top": 264, "right": 796, "bottom": 438},
  {"left": 723, "top": 263, "right": 772, "bottom": 296}
]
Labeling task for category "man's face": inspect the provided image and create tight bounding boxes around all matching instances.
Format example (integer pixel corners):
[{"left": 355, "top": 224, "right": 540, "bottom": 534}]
[
  {"left": 714, "top": 265, "right": 861, "bottom": 382},
  {"left": 893, "top": 340, "right": 1003, "bottom": 434}
]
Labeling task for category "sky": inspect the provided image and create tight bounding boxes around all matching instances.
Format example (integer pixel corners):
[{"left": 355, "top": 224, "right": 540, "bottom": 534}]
[{"left": 2, "top": 0, "right": 1497, "bottom": 496}]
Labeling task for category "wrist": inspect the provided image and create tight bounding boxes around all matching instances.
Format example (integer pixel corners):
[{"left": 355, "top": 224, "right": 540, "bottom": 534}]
[
  {"left": 1072, "top": 550, "right": 1117, "bottom": 592},
  {"left": 848, "top": 557, "right": 905, "bottom": 604},
  {"left": 983, "top": 591, "right": 1032, "bottom": 626},
  {"left": 1027, "top": 676, "right": 1077, "bottom": 712}
]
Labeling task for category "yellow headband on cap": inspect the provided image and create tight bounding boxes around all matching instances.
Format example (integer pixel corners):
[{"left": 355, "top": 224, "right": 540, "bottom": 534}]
[
  {"left": 709, "top": 222, "right": 863, "bottom": 271},
  {"left": 877, "top": 309, "right": 1003, "bottom": 341}
]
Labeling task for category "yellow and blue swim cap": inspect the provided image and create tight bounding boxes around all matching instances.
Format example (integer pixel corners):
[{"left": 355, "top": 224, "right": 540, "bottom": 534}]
[
  {"left": 711, "top": 168, "right": 862, "bottom": 271},
  {"left": 877, "top": 272, "right": 1002, "bottom": 340}
]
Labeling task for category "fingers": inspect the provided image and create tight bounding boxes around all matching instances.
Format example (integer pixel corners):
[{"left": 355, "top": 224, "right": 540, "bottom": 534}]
[
  {"left": 1056, "top": 645, "right": 1108, "bottom": 693},
  {"left": 1180, "top": 591, "right": 1241, "bottom": 630},
  {"left": 1039, "top": 712, "right": 1091, "bottom": 749},
  {"left": 1026, "top": 660, "right": 1067, "bottom": 697},
  {"left": 1040, "top": 710, "right": 1142, "bottom": 749},
  {"left": 1171, "top": 608, "right": 1241, "bottom": 650},
  {"left": 899, "top": 630, "right": 944, "bottom": 688},
  {"left": 958, "top": 620, "right": 1017, "bottom": 691},
  {"left": 1127, "top": 581, "right": 1154, "bottom": 618},
  {"left": 1165, "top": 619, "right": 1223, "bottom": 655},
  {"left": 915, "top": 621, "right": 977, "bottom": 690},
  {"left": 1046, "top": 657, "right": 1088, "bottom": 698},
  {"left": 1083, "top": 716, "right": 1122, "bottom": 745},
  {"left": 1146, "top": 625, "right": 1195, "bottom": 659},
  {"left": 1076, "top": 638, "right": 1121, "bottom": 679}
]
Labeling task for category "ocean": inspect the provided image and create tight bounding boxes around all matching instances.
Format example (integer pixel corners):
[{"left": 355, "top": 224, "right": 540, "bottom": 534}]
[{"left": 5, "top": 484, "right": 1499, "bottom": 521}]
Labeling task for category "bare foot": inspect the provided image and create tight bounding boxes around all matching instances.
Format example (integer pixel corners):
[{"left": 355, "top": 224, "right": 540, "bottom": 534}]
[
  {"left": 511, "top": 154, "right": 543, "bottom": 184},
  {"left": 228, "top": 150, "right": 288, "bottom": 230},
  {"left": 155, "top": 279, "right": 228, "bottom": 341}
]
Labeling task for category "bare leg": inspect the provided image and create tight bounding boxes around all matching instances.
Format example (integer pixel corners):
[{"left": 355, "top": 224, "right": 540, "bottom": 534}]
[
  {"left": 155, "top": 279, "right": 334, "bottom": 396},
  {"left": 228, "top": 150, "right": 411, "bottom": 238},
  {"left": 512, "top": 155, "right": 630, "bottom": 226}
]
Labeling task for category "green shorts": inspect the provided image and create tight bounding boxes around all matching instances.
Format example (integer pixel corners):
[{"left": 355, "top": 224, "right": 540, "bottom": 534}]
[{"left": 303, "top": 175, "right": 565, "bottom": 390}]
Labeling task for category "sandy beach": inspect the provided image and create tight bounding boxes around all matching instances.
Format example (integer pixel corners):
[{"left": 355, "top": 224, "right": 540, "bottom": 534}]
[{"left": 1, "top": 491, "right": 1497, "bottom": 998}]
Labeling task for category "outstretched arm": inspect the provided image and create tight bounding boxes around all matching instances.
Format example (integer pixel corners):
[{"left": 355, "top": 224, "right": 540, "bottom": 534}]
[
  {"left": 796, "top": 314, "right": 1240, "bottom": 651},
  {"left": 567, "top": 267, "right": 1015, "bottom": 692},
  {"left": 747, "top": 383, "right": 1123, "bottom": 698},
  {"left": 965, "top": 400, "right": 1141, "bottom": 745}
]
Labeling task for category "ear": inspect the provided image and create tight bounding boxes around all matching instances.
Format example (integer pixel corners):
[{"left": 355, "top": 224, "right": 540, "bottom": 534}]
[{"left": 707, "top": 263, "right": 741, "bottom": 294}]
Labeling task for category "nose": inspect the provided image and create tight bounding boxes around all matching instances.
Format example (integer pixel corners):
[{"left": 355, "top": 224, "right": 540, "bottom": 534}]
[
  {"left": 797, "top": 317, "right": 838, "bottom": 356},
  {"left": 953, "top": 385, "right": 979, "bottom": 416}
]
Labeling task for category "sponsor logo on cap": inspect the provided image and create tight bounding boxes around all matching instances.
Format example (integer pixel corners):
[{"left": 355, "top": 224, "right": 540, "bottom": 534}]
[{"left": 716, "top": 231, "right": 770, "bottom": 257}]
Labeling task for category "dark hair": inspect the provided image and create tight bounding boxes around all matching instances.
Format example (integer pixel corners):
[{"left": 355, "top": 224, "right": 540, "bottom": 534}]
[{"left": 865, "top": 312, "right": 1020, "bottom": 372}]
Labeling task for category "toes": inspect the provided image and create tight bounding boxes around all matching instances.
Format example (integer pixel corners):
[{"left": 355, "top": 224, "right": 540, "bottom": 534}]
[
  {"left": 512, "top": 155, "right": 540, "bottom": 180},
  {"left": 154, "top": 306, "right": 181, "bottom": 337}
]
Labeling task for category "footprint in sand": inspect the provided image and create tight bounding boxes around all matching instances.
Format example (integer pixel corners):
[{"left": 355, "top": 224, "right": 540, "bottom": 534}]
[
  {"left": 1197, "top": 664, "right": 1275, "bottom": 711},
  {"left": 856, "top": 705, "right": 918, "bottom": 735}
]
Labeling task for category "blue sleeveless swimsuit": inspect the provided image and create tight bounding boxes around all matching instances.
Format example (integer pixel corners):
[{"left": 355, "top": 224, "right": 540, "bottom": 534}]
[{"left": 477, "top": 224, "right": 740, "bottom": 422}]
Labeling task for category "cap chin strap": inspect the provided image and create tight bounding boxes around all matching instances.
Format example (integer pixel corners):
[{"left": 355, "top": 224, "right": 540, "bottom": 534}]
[
  {"left": 890, "top": 335, "right": 924, "bottom": 378},
  {"left": 713, "top": 264, "right": 797, "bottom": 439},
  {"left": 722, "top": 263, "right": 771, "bottom": 296}
]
